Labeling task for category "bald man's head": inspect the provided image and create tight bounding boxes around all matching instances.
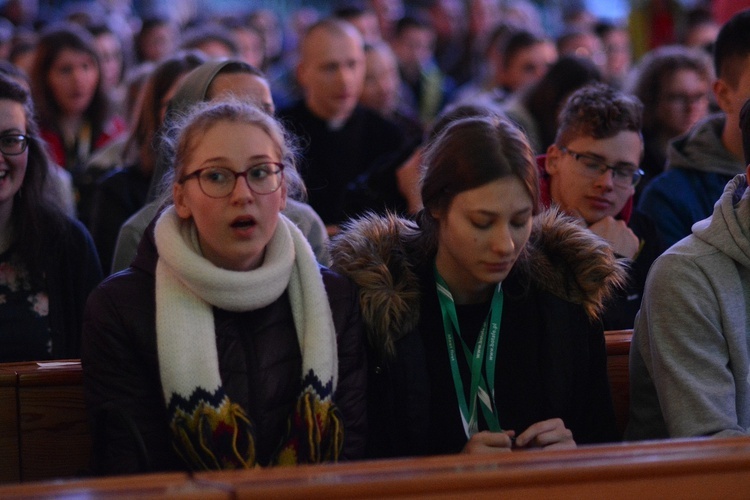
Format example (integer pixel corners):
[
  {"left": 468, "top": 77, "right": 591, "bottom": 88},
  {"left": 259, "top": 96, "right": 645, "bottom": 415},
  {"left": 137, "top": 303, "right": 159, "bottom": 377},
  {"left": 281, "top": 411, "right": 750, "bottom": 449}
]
[{"left": 297, "top": 18, "right": 366, "bottom": 123}]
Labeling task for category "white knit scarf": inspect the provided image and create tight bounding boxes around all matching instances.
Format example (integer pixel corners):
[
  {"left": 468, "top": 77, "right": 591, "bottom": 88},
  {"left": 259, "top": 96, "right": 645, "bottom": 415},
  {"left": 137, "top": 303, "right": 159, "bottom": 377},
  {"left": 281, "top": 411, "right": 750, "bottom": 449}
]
[{"left": 153, "top": 206, "right": 339, "bottom": 468}]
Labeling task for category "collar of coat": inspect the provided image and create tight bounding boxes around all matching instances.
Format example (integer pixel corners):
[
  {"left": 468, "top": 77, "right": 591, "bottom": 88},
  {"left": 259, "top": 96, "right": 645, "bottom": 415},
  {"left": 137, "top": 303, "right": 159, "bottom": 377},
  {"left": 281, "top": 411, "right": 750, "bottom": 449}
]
[{"left": 330, "top": 209, "right": 628, "bottom": 361}]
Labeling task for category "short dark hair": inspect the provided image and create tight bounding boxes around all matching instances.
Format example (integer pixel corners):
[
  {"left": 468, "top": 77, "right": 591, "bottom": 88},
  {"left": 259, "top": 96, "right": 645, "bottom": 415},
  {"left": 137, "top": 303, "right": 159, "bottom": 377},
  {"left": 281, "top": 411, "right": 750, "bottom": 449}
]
[
  {"left": 555, "top": 82, "right": 643, "bottom": 147},
  {"left": 522, "top": 55, "right": 602, "bottom": 151},
  {"left": 713, "top": 8, "right": 750, "bottom": 87},
  {"left": 394, "top": 14, "right": 432, "bottom": 38},
  {"left": 500, "top": 29, "right": 545, "bottom": 68},
  {"left": 333, "top": 2, "right": 372, "bottom": 21},
  {"left": 741, "top": 97, "right": 750, "bottom": 165}
]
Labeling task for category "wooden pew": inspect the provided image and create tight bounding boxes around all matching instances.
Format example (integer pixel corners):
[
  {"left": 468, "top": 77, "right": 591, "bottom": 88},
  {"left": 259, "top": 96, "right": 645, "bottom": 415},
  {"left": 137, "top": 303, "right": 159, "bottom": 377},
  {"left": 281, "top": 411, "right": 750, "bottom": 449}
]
[
  {"left": 190, "top": 437, "right": 750, "bottom": 499},
  {"left": 2, "top": 430, "right": 750, "bottom": 498},
  {"left": 3, "top": 436, "right": 750, "bottom": 498},
  {"left": 15, "top": 360, "right": 90, "bottom": 482},
  {"left": 0, "top": 331, "right": 633, "bottom": 484},
  {"left": 605, "top": 329, "right": 633, "bottom": 438},
  {"left": 0, "top": 366, "right": 19, "bottom": 483},
  {"left": 0, "top": 360, "right": 90, "bottom": 483},
  {"left": 0, "top": 472, "right": 229, "bottom": 499}
]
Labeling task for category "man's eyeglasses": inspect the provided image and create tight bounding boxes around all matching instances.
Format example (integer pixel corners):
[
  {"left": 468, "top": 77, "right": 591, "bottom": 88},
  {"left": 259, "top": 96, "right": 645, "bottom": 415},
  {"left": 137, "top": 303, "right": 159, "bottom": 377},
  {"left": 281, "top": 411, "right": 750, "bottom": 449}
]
[
  {"left": 661, "top": 92, "right": 708, "bottom": 108},
  {"left": 0, "top": 134, "right": 29, "bottom": 156},
  {"left": 559, "top": 146, "right": 643, "bottom": 188},
  {"left": 178, "top": 162, "right": 285, "bottom": 198}
]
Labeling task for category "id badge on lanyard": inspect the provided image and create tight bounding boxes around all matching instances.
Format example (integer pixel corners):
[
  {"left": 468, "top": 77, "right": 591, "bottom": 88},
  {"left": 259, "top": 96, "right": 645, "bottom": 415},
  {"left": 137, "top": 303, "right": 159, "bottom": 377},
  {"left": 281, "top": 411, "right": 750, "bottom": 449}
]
[{"left": 435, "top": 266, "right": 503, "bottom": 438}]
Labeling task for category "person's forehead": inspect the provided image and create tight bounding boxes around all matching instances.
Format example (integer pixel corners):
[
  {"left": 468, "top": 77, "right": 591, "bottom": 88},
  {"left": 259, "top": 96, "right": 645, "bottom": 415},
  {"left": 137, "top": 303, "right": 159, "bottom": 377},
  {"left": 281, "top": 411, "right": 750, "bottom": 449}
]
[
  {"left": 402, "top": 25, "right": 433, "bottom": 39},
  {"left": 507, "top": 42, "right": 547, "bottom": 63},
  {"left": 209, "top": 73, "right": 271, "bottom": 101},
  {"left": 567, "top": 132, "right": 643, "bottom": 162},
  {"left": 305, "top": 29, "right": 362, "bottom": 59}
]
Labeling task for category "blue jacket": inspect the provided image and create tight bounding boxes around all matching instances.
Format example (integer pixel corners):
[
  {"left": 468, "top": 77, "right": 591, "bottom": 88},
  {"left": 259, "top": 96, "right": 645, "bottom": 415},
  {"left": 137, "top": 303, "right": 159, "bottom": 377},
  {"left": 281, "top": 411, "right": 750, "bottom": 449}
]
[{"left": 638, "top": 114, "right": 744, "bottom": 248}]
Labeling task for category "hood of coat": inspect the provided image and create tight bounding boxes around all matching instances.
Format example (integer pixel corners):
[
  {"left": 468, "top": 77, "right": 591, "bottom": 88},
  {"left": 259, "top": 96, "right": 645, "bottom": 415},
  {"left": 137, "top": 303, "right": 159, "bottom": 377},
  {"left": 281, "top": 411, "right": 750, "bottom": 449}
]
[
  {"left": 693, "top": 173, "right": 750, "bottom": 270},
  {"left": 330, "top": 210, "right": 628, "bottom": 359},
  {"left": 666, "top": 113, "right": 744, "bottom": 176},
  {"left": 130, "top": 205, "right": 166, "bottom": 277},
  {"left": 146, "top": 60, "right": 243, "bottom": 202}
]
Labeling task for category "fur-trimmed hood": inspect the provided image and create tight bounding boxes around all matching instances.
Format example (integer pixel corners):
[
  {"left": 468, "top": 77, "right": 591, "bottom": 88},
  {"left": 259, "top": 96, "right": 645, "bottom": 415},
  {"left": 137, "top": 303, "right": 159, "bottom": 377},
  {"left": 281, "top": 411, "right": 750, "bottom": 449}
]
[{"left": 330, "top": 210, "right": 628, "bottom": 359}]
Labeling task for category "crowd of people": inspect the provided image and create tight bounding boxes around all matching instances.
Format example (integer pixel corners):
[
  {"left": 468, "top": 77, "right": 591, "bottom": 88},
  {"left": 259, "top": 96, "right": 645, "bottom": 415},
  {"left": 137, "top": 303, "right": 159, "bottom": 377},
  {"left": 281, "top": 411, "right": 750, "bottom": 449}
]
[{"left": 0, "top": 0, "right": 749, "bottom": 478}]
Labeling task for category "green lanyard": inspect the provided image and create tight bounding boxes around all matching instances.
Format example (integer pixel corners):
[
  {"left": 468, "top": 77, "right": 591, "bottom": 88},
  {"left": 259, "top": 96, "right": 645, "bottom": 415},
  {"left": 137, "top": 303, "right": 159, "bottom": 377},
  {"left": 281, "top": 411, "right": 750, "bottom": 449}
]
[{"left": 435, "top": 266, "right": 503, "bottom": 438}]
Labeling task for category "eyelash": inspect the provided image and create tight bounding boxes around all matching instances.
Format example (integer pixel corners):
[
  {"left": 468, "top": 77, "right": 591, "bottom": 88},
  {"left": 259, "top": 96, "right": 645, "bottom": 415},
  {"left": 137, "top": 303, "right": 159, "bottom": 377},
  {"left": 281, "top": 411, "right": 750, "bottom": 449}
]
[{"left": 473, "top": 220, "right": 527, "bottom": 229}]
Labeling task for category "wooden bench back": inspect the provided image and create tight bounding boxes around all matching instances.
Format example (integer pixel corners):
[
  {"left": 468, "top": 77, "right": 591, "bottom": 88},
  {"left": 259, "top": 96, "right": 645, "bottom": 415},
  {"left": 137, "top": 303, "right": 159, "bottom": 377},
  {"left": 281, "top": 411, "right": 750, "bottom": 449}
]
[
  {"left": 605, "top": 329, "right": 633, "bottom": 438},
  {"left": 4, "top": 437, "right": 750, "bottom": 498},
  {"left": 0, "top": 360, "right": 89, "bottom": 483},
  {"left": 0, "top": 330, "right": 633, "bottom": 484}
]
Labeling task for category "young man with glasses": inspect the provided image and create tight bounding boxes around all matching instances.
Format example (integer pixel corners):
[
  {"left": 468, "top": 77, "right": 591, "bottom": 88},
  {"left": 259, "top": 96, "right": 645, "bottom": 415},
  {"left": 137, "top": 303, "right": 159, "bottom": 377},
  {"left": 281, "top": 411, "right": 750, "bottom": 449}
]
[{"left": 541, "top": 83, "right": 665, "bottom": 330}]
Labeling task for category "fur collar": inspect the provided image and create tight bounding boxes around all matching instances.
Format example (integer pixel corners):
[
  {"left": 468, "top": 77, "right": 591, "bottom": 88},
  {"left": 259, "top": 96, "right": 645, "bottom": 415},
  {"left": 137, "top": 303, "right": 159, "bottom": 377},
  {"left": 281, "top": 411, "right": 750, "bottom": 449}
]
[{"left": 330, "top": 210, "right": 628, "bottom": 360}]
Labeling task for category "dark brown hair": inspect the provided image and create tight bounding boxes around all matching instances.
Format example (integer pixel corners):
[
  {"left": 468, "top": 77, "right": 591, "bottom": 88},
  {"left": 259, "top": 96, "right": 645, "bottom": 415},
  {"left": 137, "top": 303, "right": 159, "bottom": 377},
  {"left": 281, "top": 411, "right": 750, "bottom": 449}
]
[
  {"left": 626, "top": 45, "right": 712, "bottom": 131},
  {"left": 555, "top": 82, "right": 643, "bottom": 147},
  {"left": 30, "top": 22, "right": 109, "bottom": 134},
  {"left": 522, "top": 55, "right": 602, "bottom": 152},
  {"left": 0, "top": 74, "right": 68, "bottom": 285},
  {"left": 122, "top": 51, "right": 205, "bottom": 176},
  {"left": 417, "top": 116, "right": 540, "bottom": 255},
  {"left": 713, "top": 9, "right": 750, "bottom": 88}
]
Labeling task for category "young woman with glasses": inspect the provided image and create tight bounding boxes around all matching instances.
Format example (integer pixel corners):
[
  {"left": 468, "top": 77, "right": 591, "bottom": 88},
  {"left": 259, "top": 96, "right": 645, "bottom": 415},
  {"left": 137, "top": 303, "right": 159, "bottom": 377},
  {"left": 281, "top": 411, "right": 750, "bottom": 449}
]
[
  {"left": 331, "top": 113, "right": 626, "bottom": 458},
  {"left": 81, "top": 99, "right": 366, "bottom": 474},
  {"left": 0, "top": 73, "right": 102, "bottom": 362}
]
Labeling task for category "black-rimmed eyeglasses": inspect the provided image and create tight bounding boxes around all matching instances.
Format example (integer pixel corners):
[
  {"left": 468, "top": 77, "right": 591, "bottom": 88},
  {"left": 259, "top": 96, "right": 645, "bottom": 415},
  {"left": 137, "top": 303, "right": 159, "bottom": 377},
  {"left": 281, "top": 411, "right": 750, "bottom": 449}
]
[
  {"left": 0, "top": 134, "right": 29, "bottom": 156},
  {"left": 178, "top": 162, "right": 285, "bottom": 198},
  {"left": 559, "top": 146, "right": 643, "bottom": 188}
]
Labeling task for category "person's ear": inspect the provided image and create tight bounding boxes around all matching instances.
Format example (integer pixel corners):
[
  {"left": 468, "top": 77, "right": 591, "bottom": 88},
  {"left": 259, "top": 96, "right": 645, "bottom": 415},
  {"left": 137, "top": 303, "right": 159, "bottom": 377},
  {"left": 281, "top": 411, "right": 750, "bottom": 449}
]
[
  {"left": 713, "top": 78, "right": 733, "bottom": 114},
  {"left": 173, "top": 182, "right": 192, "bottom": 219},
  {"left": 546, "top": 144, "right": 562, "bottom": 175},
  {"left": 430, "top": 206, "right": 443, "bottom": 223},
  {"left": 746, "top": 163, "right": 750, "bottom": 180}
]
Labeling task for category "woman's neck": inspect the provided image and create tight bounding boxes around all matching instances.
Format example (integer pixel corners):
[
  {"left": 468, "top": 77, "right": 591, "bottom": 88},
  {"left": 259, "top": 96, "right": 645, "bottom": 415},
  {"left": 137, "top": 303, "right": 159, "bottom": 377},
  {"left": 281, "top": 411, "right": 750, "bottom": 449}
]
[
  {"left": 435, "top": 254, "right": 495, "bottom": 305},
  {"left": 58, "top": 115, "right": 85, "bottom": 143}
]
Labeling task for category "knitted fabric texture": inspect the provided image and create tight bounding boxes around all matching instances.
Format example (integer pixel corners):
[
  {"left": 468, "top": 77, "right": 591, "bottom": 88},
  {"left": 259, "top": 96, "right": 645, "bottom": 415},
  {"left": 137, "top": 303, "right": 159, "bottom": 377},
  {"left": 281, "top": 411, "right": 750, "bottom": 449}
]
[{"left": 154, "top": 206, "right": 342, "bottom": 469}]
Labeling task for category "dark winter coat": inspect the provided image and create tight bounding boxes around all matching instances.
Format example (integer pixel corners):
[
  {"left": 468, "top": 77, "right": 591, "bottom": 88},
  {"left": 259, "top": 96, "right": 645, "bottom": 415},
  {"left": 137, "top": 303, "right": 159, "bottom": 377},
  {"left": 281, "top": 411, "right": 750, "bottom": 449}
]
[
  {"left": 82, "top": 219, "right": 367, "bottom": 475},
  {"left": 331, "top": 210, "right": 626, "bottom": 457}
]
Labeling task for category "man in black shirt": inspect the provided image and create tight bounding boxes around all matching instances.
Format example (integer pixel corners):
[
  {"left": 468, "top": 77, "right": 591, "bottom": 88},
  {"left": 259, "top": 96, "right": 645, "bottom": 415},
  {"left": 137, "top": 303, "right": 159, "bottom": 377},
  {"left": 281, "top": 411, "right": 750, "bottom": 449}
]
[{"left": 279, "top": 18, "right": 404, "bottom": 230}]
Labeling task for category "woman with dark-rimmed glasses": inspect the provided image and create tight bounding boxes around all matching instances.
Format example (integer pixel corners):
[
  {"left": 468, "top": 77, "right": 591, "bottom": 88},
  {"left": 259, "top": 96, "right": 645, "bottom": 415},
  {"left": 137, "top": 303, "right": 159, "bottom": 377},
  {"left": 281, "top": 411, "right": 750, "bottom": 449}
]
[
  {"left": 81, "top": 99, "right": 366, "bottom": 474},
  {"left": 0, "top": 73, "right": 102, "bottom": 362}
]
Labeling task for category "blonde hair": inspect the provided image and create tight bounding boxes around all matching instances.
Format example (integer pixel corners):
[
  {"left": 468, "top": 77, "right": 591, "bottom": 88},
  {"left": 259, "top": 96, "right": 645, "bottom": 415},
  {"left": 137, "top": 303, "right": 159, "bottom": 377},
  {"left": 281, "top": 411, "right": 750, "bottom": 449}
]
[{"left": 162, "top": 98, "right": 304, "bottom": 202}]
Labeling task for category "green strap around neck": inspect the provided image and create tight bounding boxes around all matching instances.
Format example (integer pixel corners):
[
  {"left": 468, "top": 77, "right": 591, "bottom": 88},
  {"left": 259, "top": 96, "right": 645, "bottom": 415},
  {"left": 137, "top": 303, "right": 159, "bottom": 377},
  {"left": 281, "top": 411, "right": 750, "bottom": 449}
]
[{"left": 434, "top": 265, "right": 503, "bottom": 438}]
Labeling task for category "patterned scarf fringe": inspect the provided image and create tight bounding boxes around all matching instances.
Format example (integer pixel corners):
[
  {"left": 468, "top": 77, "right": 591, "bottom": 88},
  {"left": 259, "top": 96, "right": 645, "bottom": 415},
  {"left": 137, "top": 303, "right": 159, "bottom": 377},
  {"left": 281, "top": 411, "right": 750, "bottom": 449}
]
[
  {"left": 170, "top": 392, "right": 256, "bottom": 471},
  {"left": 274, "top": 385, "right": 344, "bottom": 465},
  {"left": 169, "top": 379, "right": 343, "bottom": 469}
]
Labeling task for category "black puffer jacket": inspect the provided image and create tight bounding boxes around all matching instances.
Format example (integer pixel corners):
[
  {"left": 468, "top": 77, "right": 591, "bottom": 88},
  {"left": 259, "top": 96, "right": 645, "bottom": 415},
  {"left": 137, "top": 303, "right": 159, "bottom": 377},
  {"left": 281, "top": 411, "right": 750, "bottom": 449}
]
[
  {"left": 82, "top": 219, "right": 367, "bottom": 475},
  {"left": 331, "top": 210, "right": 627, "bottom": 457}
]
